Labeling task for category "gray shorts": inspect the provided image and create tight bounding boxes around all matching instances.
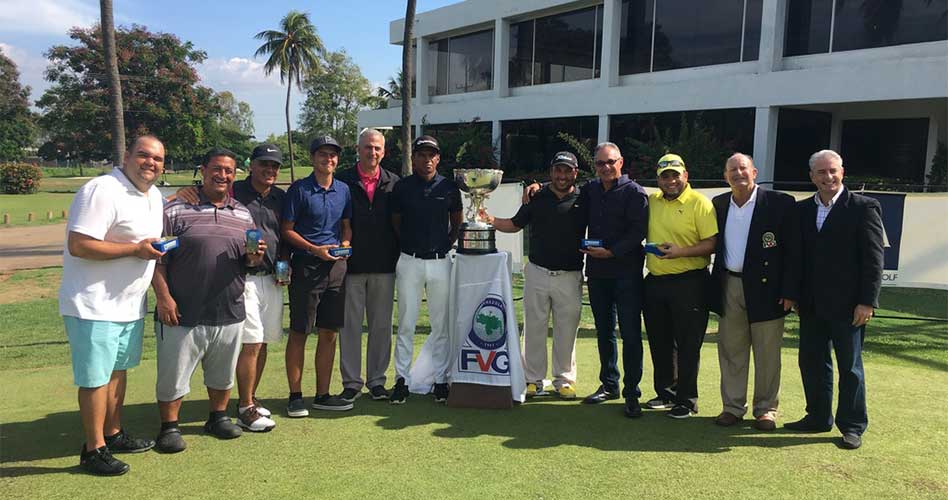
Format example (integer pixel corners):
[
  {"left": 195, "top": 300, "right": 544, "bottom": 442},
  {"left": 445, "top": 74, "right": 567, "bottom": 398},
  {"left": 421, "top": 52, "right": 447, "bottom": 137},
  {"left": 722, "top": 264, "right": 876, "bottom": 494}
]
[{"left": 155, "top": 322, "right": 243, "bottom": 402}]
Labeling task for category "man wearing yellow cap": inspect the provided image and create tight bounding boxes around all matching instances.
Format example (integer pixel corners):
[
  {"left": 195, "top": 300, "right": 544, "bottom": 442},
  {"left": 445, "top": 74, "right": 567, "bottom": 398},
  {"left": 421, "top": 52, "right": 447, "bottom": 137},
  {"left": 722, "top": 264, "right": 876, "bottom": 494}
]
[{"left": 642, "top": 153, "right": 718, "bottom": 419}]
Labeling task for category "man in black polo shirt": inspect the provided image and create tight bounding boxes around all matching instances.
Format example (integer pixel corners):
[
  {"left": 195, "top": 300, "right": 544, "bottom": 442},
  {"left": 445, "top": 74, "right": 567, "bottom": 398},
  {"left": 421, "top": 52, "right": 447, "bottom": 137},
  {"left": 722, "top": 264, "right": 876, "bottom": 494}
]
[
  {"left": 336, "top": 128, "right": 400, "bottom": 402},
  {"left": 389, "top": 135, "right": 463, "bottom": 404},
  {"left": 485, "top": 152, "right": 586, "bottom": 400}
]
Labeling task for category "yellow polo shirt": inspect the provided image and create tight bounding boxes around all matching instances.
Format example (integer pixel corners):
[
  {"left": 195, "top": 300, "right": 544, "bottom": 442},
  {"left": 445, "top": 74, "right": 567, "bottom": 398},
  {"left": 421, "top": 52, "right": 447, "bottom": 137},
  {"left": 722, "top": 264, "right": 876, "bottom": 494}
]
[{"left": 646, "top": 183, "right": 718, "bottom": 276}]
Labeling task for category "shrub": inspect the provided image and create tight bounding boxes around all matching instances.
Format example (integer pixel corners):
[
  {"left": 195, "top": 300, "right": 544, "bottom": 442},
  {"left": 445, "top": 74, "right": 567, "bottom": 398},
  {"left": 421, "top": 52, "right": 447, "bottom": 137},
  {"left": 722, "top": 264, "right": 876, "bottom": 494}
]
[
  {"left": 0, "top": 163, "right": 43, "bottom": 194},
  {"left": 927, "top": 142, "right": 947, "bottom": 192}
]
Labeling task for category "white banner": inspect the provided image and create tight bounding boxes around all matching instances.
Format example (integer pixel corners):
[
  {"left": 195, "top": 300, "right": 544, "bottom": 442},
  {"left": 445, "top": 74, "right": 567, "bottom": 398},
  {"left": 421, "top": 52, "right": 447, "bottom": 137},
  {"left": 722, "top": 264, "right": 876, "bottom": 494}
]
[{"left": 448, "top": 253, "right": 526, "bottom": 402}]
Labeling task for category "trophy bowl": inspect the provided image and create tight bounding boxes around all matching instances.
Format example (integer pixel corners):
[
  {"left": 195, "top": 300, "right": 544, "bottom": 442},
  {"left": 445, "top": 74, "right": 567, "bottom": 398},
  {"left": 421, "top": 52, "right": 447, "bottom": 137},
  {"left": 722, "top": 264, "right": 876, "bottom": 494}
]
[{"left": 455, "top": 169, "right": 504, "bottom": 255}]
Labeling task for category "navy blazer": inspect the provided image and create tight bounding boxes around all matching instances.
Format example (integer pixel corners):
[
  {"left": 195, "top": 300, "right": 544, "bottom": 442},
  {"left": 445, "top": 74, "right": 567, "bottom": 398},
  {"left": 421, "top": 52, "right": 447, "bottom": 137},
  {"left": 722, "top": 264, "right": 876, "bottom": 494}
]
[
  {"left": 709, "top": 186, "right": 801, "bottom": 323},
  {"left": 797, "top": 188, "right": 884, "bottom": 321}
]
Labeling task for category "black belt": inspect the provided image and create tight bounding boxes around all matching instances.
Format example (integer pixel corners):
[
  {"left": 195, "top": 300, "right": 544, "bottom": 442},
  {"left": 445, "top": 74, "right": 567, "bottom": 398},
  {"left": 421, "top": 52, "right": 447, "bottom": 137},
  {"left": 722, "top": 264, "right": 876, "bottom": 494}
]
[
  {"left": 406, "top": 251, "right": 447, "bottom": 260},
  {"left": 247, "top": 267, "right": 272, "bottom": 276},
  {"left": 727, "top": 270, "right": 743, "bottom": 278}
]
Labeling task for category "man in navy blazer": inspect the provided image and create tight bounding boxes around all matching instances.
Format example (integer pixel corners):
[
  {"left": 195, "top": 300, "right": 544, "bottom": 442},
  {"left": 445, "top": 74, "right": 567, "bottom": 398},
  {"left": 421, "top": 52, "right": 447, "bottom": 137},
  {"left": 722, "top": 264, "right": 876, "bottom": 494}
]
[
  {"left": 709, "top": 153, "right": 800, "bottom": 431},
  {"left": 785, "top": 149, "right": 884, "bottom": 450}
]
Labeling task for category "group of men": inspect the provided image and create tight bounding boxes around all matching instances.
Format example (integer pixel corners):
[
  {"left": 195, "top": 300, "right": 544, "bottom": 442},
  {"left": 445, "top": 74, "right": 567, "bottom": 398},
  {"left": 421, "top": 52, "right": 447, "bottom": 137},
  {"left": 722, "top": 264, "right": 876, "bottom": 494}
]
[
  {"left": 494, "top": 143, "right": 882, "bottom": 446},
  {"left": 59, "top": 130, "right": 883, "bottom": 478}
]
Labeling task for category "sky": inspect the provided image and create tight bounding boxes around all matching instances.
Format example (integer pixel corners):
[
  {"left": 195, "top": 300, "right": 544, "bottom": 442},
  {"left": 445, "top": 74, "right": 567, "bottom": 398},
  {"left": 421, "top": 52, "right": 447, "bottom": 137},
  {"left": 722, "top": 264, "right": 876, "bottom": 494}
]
[{"left": 0, "top": 0, "right": 460, "bottom": 139}]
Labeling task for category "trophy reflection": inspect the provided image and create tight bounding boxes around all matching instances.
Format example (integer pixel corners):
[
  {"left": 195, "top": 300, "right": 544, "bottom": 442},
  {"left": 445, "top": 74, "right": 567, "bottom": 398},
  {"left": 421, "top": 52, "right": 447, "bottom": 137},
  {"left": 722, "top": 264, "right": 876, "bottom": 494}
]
[{"left": 454, "top": 168, "right": 503, "bottom": 255}]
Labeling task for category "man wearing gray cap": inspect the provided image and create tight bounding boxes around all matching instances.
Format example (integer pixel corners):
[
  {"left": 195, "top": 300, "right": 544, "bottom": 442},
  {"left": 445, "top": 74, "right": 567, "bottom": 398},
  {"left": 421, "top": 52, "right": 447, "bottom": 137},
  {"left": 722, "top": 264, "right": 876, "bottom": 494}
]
[
  {"left": 281, "top": 135, "right": 353, "bottom": 415},
  {"left": 485, "top": 152, "right": 587, "bottom": 400}
]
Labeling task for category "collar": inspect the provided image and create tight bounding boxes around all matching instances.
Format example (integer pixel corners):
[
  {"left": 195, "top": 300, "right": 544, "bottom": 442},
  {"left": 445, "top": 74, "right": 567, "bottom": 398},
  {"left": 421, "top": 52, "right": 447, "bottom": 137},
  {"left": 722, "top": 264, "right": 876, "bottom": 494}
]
[
  {"left": 235, "top": 177, "right": 275, "bottom": 199},
  {"left": 112, "top": 166, "right": 148, "bottom": 195},
  {"left": 308, "top": 174, "right": 338, "bottom": 192},
  {"left": 729, "top": 185, "right": 758, "bottom": 209},
  {"left": 414, "top": 173, "right": 443, "bottom": 186},
  {"left": 659, "top": 182, "right": 694, "bottom": 204},
  {"left": 814, "top": 185, "right": 844, "bottom": 208},
  {"left": 356, "top": 162, "right": 381, "bottom": 182},
  {"left": 197, "top": 188, "right": 237, "bottom": 209}
]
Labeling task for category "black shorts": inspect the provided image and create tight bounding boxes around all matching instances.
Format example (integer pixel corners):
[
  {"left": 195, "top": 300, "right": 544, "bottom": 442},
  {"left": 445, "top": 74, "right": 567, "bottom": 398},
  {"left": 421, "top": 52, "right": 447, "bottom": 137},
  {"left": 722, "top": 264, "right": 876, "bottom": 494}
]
[{"left": 288, "top": 254, "right": 346, "bottom": 334}]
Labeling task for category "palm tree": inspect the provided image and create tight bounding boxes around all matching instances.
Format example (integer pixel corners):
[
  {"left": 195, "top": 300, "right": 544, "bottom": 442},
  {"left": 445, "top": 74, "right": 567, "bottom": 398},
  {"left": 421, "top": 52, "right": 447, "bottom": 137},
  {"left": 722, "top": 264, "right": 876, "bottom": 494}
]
[
  {"left": 377, "top": 71, "right": 403, "bottom": 100},
  {"left": 99, "top": 0, "right": 125, "bottom": 167},
  {"left": 255, "top": 11, "right": 324, "bottom": 182},
  {"left": 401, "top": 0, "right": 417, "bottom": 176}
]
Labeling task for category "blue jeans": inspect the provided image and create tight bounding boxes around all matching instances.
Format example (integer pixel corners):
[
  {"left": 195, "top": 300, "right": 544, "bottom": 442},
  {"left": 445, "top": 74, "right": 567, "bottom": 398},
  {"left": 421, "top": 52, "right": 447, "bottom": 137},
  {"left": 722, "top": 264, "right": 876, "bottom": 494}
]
[{"left": 587, "top": 277, "right": 644, "bottom": 400}]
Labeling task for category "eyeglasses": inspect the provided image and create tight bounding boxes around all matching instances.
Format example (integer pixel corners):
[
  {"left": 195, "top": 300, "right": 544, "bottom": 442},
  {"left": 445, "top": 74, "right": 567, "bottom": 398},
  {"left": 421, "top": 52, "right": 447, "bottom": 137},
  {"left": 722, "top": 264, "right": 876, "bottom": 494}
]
[
  {"left": 658, "top": 159, "right": 684, "bottom": 168},
  {"left": 594, "top": 158, "right": 620, "bottom": 168}
]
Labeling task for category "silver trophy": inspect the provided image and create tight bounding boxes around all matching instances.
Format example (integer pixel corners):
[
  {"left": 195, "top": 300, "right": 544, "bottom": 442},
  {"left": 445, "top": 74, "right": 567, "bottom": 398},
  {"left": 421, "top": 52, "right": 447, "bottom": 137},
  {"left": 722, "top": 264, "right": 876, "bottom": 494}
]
[{"left": 455, "top": 168, "right": 503, "bottom": 255}]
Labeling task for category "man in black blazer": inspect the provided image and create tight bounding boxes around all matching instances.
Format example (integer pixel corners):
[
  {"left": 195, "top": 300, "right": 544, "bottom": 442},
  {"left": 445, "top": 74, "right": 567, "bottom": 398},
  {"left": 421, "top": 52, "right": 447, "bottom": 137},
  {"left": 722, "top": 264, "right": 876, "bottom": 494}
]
[
  {"left": 785, "top": 149, "right": 884, "bottom": 450},
  {"left": 709, "top": 153, "right": 800, "bottom": 431}
]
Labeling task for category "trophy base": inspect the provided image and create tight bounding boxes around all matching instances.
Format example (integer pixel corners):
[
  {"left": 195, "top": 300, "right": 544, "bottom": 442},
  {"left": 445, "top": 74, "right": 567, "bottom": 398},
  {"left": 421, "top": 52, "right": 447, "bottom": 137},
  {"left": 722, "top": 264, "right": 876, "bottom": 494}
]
[{"left": 458, "top": 224, "right": 496, "bottom": 255}]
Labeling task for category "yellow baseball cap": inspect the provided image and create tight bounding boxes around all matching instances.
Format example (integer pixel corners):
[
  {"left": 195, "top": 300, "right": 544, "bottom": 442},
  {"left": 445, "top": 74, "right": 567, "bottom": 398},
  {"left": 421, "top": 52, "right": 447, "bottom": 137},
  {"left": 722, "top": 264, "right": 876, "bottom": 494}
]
[{"left": 657, "top": 153, "right": 686, "bottom": 175}]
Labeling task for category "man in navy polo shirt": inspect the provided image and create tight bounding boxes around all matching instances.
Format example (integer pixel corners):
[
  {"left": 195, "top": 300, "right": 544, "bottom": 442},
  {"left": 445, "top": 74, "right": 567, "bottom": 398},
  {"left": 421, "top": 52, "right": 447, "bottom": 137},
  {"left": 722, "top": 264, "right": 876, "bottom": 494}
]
[
  {"left": 281, "top": 135, "right": 353, "bottom": 415},
  {"left": 389, "top": 135, "right": 463, "bottom": 404}
]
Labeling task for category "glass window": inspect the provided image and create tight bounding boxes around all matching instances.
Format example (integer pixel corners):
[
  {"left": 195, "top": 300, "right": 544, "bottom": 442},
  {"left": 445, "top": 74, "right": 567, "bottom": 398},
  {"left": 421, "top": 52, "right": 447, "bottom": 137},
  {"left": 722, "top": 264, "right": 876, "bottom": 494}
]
[
  {"left": 501, "top": 116, "right": 598, "bottom": 174},
  {"left": 618, "top": 0, "right": 655, "bottom": 74},
  {"left": 743, "top": 0, "right": 764, "bottom": 61},
  {"left": 428, "top": 29, "right": 494, "bottom": 96},
  {"left": 841, "top": 118, "right": 930, "bottom": 183},
  {"left": 784, "top": 0, "right": 834, "bottom": 55},
  {"left": 653, "top": 0, "right": 746, "bottom": 71},
  {"left": 508, "top": 6, "right": 603, "bottom": 88},
  {"left": 832, "top": 0, "right": 948, "bottom": 52},
  {"left": 774, "top": 108, "right": 832, "bottom": 184}
]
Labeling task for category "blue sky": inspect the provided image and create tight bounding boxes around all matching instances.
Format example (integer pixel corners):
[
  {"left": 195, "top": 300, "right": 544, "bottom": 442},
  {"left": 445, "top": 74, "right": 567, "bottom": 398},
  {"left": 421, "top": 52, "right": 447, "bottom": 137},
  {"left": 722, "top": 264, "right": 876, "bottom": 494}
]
[{"left": 0, "top": 0, "right": 459, "bottom": 139}]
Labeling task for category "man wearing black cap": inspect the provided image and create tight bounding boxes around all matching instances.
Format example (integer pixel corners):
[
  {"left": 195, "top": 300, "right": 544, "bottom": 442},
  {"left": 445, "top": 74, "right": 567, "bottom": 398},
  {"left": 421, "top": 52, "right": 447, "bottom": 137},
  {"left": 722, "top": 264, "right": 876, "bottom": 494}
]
[
  {"left": 484, "top": 152, "right": 587, "bottom": 400},
  {"left": 388, "top": 135, "right": 463, "bottom": 404},
  {"left": 281, "top": 135, "right": 353, "bottom": 415}
]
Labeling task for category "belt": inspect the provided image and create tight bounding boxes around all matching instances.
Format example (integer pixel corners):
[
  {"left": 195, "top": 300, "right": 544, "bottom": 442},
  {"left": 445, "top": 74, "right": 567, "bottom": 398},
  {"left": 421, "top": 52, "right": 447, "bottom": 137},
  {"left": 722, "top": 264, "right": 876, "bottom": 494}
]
[
  {"left": 727, "top": 270, "right": 743, "bottom": 278},
  {"left": 247, "top": 267, "right": 272, "bottom": 276},
  {"left": 406, "top": 251, "right": 447, "bottom": 260},
  {"left": 532, "top": 263, "right": 573, "bottom": 276}
]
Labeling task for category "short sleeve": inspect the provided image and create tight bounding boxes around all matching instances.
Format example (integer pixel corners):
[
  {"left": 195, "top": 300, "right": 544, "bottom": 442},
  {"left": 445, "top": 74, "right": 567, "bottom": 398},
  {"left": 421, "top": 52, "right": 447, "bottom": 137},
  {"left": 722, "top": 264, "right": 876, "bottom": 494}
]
[
  {"left": 67, "top": 180, "right": 116, "bottom": 241},
  {"left": 449, "top": 183, "right": 463, "bottom": 212},
  {"left": 694, "top": 195, "right": 719, "bottom": 240},
  {"left": 282, "top": 183, "right": 301, "bottom": 222},
  {"left": 342, "top": 186, "right": 352, "bottom": 219},
  {"left": 509, "top": 203, "right": 532, "bottom": 228}
]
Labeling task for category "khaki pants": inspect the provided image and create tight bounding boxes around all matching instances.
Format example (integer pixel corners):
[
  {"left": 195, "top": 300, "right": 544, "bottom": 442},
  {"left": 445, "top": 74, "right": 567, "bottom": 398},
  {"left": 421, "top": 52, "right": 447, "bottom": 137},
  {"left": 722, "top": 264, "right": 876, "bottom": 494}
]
[
  {"left": 522, "top": 262, "right": 582, "bottom": 389},
  {"left": 718, "top": 274, "right": 784, "bottom": 418}
]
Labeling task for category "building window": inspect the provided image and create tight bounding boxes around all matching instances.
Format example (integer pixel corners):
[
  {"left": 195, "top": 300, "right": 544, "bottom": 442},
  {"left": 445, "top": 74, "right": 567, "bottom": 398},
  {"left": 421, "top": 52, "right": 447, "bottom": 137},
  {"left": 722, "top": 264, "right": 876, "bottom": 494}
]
[
  {"left": 501, "top": 116, "right": 599, "bottom": 176},
  {"left": 619, "top": 0, "right": 763, "bottom": 75},
  {"left": 774, "top": 108, "right": 832, "bottom": 184},
  {"left": 785, "top": 0, "right": 948, "bottom": 56},
  {"left": 428, "top": 29, "right": 494, "bottom": 96},
  {"left": 841, "top": 118, "right": 930, "bottom": 184},
  {"left": 508, "top": 5, "right": 604, "bottom": 87}
]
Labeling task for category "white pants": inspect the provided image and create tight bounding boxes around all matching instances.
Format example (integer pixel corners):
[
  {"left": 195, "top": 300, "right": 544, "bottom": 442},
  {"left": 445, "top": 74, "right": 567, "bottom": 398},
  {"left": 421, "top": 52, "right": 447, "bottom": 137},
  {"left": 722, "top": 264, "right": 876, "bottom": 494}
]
[
  {"left": 522, "top": 262, "right": 582, "bottom": 389},
  {"left": 242, "top": 274, "right": 285, "bottom": 344},
  {"left": 395, "top": 253, "right": 452, "bottom": 384}
]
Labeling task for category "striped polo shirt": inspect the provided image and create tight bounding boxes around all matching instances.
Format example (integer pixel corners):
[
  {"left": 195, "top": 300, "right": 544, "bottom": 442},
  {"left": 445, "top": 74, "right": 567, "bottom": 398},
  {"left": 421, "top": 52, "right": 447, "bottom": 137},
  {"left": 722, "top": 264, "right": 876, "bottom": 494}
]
[{"left": 161, "top": 191, "right": 256, "bottom": 327}]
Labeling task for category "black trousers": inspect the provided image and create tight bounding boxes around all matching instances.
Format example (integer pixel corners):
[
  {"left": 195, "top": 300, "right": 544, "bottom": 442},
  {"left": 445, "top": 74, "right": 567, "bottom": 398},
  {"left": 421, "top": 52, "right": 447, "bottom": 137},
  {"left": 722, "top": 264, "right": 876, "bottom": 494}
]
[{"left": 643, "top": 269, "right": 710, "bottom": 411}]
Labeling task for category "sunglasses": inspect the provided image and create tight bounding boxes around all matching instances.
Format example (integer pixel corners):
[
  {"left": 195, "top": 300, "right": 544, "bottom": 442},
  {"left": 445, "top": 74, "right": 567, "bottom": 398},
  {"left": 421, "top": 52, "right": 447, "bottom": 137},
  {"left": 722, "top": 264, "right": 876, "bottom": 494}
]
[
  {"left": 658, "top": 159, "right": 684, "bottom": 168},
  {"left": 594, "top": 158, "right": 620, "bottom": 168}
]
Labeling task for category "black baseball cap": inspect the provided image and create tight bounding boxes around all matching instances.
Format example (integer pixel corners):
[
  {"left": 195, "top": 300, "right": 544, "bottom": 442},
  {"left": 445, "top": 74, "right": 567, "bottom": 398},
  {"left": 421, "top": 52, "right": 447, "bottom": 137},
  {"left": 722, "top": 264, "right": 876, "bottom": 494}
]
[
  {"left": 309, "top": 135, "right": 342, "bottom": 154},
  {"left": 250, "top": 143, "right": 283, "bottom": 165},
  {"left": 412, "top": 135, "right": 440, "bottom": 153},
  {"left": 550, "top": 151, "right": 578, "bottom": 169}
]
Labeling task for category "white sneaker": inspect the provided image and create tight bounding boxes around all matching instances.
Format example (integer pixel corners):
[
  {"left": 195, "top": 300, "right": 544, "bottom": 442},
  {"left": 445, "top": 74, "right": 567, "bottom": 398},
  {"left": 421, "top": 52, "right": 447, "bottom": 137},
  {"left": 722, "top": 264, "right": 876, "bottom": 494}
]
[
  {"left": 252, "top": 397, "right": 271, "bottom": 417},
  {"left": 237, "top": 406, "right": 276, "bottom": 432}
]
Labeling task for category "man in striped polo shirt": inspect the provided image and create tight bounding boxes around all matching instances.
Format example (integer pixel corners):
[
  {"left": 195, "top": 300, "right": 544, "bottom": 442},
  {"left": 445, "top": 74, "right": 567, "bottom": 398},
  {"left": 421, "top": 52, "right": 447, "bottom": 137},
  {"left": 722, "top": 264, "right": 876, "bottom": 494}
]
[{"left": 151, "top": 148, "right": 265, "bottom": 453}]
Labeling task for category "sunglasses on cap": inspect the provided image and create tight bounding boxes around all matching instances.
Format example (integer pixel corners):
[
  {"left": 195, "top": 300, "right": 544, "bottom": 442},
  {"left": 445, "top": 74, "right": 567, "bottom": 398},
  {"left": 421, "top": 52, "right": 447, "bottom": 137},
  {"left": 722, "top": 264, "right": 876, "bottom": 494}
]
[{"left": 658, "top": 159, "right": 684, "bottom": 168}]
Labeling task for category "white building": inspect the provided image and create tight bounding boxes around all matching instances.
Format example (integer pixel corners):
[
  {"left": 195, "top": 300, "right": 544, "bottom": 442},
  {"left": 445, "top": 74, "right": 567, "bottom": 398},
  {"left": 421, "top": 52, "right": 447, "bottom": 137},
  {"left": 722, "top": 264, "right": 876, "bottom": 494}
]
[{"left": 358, "top": 0, "right": 947, "bottom": 187}]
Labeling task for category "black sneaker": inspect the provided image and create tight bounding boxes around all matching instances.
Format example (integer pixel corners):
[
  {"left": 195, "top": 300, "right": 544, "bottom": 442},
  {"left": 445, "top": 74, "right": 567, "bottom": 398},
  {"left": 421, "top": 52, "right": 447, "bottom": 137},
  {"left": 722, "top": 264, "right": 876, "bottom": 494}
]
[
  {"left": 667, "top": 404, "right": 697, "bottom": 419},
  {"left": 338, "top": 387, "right": 362, "bottom": 403},
  {"left": 105, "top": 429, "right": 155, "bottom": 453},
  {"left": 369, "top": 385, "right": 390, "bottom": 400},
  {"left": 79, "top": 445, "right": 129, "bottom": 476},
  {"left": 312, "top": 394, "right": 354, "bottom": 411},
  {"left": 286, "top": 397, "right": 309, "bottom": 418},
  {"left": 155, "top": 427, "right": 186, "bottom": 454},
  {"left": 645, "top": 397, "right": 676, "bottom": 409},
  {"left": 624, "top": 398, "right": 643, "bottom": 418},
  {"left": 204, "top": 415, "right": 243, "bottom": 439},
  {"left": 433, "top": 383, "right": 450, "bottom": 403},
  {"left": 582, "top": 385, "right": 620, "bottom": 404},
  {"left": 390, "top": 377, "right": 409, "bottom": 405}
]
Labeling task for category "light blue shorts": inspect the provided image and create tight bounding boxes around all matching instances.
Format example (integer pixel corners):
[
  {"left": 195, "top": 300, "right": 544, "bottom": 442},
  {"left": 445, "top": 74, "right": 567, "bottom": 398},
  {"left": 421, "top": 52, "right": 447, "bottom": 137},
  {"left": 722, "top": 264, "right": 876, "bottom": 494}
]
[{"left": 64, "top": 316, "right": 144, "bottom": 388}]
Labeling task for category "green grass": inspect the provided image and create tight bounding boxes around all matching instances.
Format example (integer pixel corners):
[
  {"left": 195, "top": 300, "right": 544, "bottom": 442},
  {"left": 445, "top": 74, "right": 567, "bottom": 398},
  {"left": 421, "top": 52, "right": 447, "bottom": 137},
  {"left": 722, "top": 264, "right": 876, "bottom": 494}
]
[{"left": 1, "top": 268, "right": 947, "bottom": 498}]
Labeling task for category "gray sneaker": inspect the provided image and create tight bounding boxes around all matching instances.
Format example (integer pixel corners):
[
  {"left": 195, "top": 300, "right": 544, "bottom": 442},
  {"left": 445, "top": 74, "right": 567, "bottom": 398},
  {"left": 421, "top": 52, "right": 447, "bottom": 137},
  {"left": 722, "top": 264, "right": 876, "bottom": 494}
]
[
  {"left": 369, "top": 385, "right": 390, "bottom": 400},
  {"left": 286, "top": 397, "right": 309, "bottom": 418},
  {"left": 312, "top": 394, "right": 354, "bottom": 411},
  {"left": 338, "top": 387, "right": 362, "bottom": 403}
]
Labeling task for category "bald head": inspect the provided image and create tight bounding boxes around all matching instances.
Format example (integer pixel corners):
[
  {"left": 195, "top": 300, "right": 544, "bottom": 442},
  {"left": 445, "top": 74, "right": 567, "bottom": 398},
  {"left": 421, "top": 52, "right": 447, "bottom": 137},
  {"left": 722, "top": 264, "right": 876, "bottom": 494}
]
[{"left": 724, "top": 152, "right": 757, "bottom": 193}]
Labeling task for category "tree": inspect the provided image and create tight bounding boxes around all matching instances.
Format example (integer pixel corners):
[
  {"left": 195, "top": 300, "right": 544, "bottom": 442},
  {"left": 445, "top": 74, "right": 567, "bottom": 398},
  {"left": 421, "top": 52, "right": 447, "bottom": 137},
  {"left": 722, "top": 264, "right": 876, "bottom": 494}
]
[
  {"left": 255, "top": 11, "right": 324, "bottom": 182},
  {"left": 99, "top": 0, "right": 125, "bottom": 167},
  {"left": 401, "top": 0, "right": 417, "bottom": 176},
  {"left": 299, "top": 50, "right": 377, "bottom": 146},
  {"left": 0, "top": 48, "right": 36, "bottom": 161},
  {"left": 217, "top": 91, "right": 255, "bottom": 137},
  {"left": 37, "top": 25, "right": 234, "bottom": 164}
]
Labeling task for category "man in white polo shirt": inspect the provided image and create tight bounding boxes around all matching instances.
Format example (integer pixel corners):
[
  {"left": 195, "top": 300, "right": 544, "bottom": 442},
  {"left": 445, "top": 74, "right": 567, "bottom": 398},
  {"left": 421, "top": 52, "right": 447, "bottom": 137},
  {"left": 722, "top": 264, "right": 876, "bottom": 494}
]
[{"left": 59, "top": 135, "right": 166, "bottom": 476}]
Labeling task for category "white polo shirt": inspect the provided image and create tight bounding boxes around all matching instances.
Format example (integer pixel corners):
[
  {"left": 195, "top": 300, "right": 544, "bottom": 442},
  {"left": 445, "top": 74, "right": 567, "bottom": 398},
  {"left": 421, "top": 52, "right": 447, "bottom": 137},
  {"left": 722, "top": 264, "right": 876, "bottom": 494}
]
[
  {"left": 723, "top": 186, "right": 758, "bottom": 273},
  {"left": 59, "top": 167, "right": 164, "bottom": 321}
]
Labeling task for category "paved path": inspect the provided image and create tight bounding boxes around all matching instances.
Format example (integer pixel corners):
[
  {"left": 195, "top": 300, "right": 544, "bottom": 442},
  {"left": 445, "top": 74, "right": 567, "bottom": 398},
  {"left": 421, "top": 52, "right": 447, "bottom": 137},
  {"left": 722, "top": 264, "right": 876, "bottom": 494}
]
[{"left": 0, "top": 224, "right": 66, "bottom": 272}]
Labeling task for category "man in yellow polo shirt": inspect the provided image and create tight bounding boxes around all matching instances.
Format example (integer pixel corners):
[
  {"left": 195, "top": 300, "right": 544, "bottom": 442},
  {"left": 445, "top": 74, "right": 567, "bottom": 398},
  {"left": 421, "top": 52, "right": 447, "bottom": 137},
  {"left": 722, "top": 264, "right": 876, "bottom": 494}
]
[{"left": 643, "top": 153, "right": 718, "bottom": 419}]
